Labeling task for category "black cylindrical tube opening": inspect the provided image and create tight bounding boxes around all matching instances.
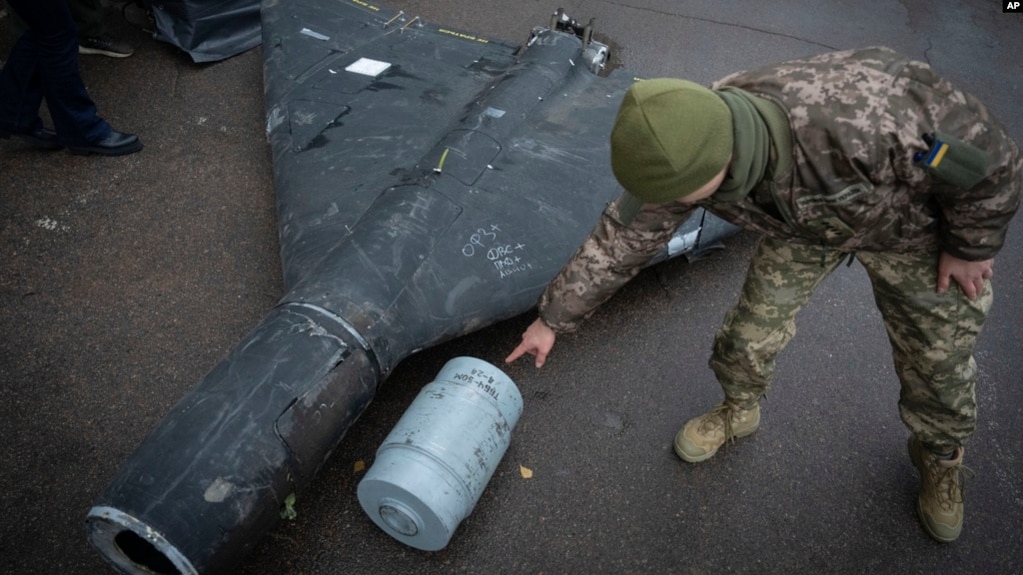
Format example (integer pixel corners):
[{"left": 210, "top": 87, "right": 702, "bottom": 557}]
[{"left": 114, "top": 530, "right": 183, "bottom": 575}]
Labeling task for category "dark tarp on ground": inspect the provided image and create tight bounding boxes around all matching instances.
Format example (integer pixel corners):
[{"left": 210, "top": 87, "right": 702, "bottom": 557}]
[{"left": 144, "top": 0, "right": 261, "bottom": 62}]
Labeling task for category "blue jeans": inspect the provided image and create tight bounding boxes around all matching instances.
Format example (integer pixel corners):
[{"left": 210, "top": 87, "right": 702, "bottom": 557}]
[{"left": 0, "top": 0, "right": 111, "bottom": 145}]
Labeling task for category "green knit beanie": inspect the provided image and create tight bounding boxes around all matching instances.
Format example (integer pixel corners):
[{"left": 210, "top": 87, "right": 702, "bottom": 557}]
[{"left": 610, "top": 79, "right": 733, "bottom": 203}]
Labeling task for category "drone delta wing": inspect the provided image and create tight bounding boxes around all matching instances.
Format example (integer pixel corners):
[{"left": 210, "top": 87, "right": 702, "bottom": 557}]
[
  {"left": 262, "top": 0, "right": 714, "bottom": 366},
  {"left": 261, "top": 3, "right": 607, "bottom": 367}
]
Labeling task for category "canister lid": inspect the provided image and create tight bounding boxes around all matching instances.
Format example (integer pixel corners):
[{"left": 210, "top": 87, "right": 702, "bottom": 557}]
[{"left": 357, "top": 474, "right": 455, "bottom": 551}]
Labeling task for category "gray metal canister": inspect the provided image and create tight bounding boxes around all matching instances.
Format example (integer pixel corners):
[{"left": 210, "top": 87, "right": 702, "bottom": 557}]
[{"left": 357, "top": 357, "right": 523, "bottom": 550}]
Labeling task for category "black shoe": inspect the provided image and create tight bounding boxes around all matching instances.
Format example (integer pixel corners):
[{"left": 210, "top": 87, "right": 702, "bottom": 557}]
[
  {"left": 0, "top": 126, "right": 63, "bottom": 150},
  {"left": 68, "top": 131, "right": 143, "bottom": 156},
  {"left": 79, "top": 35, "right": 135, "bottom": 58}
]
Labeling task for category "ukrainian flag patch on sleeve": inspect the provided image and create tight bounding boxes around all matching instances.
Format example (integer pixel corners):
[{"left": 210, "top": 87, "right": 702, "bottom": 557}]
[
  {"left": 923, "top": 139, "right": 950, "bottom": 168},
  {"left": 916, "top": 131, "right": 992, "bottom": 190}
]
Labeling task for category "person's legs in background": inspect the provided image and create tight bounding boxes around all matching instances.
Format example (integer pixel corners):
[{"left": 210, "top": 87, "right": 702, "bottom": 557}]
[{"left": 0, "top": 0, "right": 140, "bottom": 155}]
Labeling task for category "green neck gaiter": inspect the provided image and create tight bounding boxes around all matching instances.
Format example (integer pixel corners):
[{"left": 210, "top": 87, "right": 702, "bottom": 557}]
[{"left": 713, "top": 87, "right": 792, "bottom": 202}]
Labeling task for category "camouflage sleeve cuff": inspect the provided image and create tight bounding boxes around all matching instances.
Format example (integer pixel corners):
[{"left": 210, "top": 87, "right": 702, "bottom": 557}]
[{"left": 537, "top": 193, "right": 697, "bottom": 333}]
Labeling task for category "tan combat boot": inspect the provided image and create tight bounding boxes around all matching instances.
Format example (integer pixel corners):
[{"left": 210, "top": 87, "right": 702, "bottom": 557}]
[
  {"left": 908, "top": 436, "right": 968, "bottom": 543},
  {"left": 674, "top": 401, "right": 760, "bottom": 463}
]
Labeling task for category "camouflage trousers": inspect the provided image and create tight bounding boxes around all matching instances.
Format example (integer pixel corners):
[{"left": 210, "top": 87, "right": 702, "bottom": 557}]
[{"left": 708, "top": 236, "right": 992, "bottom": 453}]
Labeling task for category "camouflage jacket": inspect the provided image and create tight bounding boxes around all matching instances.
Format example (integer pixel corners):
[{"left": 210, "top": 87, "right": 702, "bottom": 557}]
[{"left": 539, "top": 47, "right": 1021, "bottom": 333}]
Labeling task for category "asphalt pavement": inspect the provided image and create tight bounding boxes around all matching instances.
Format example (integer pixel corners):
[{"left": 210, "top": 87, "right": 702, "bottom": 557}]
[{"left": 1, "top": 1, "right": 1021, "bottom": 574}]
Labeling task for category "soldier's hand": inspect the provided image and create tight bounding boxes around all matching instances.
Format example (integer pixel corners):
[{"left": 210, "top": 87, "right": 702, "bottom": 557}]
[
  {"left": 937, "top": 251, "right": 993, "bottom": 301},
  {"left": 505, "top": 318, "right": 556, "bottom": 368}
]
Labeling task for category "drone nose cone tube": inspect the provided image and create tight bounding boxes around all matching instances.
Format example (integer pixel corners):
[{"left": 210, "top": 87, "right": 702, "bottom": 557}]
[
  {"left": 86, "top": 303, "right": 378, "bottom": 575},
  {"left": 357, "top": 357, "right": 522, "bottom": 551}
]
